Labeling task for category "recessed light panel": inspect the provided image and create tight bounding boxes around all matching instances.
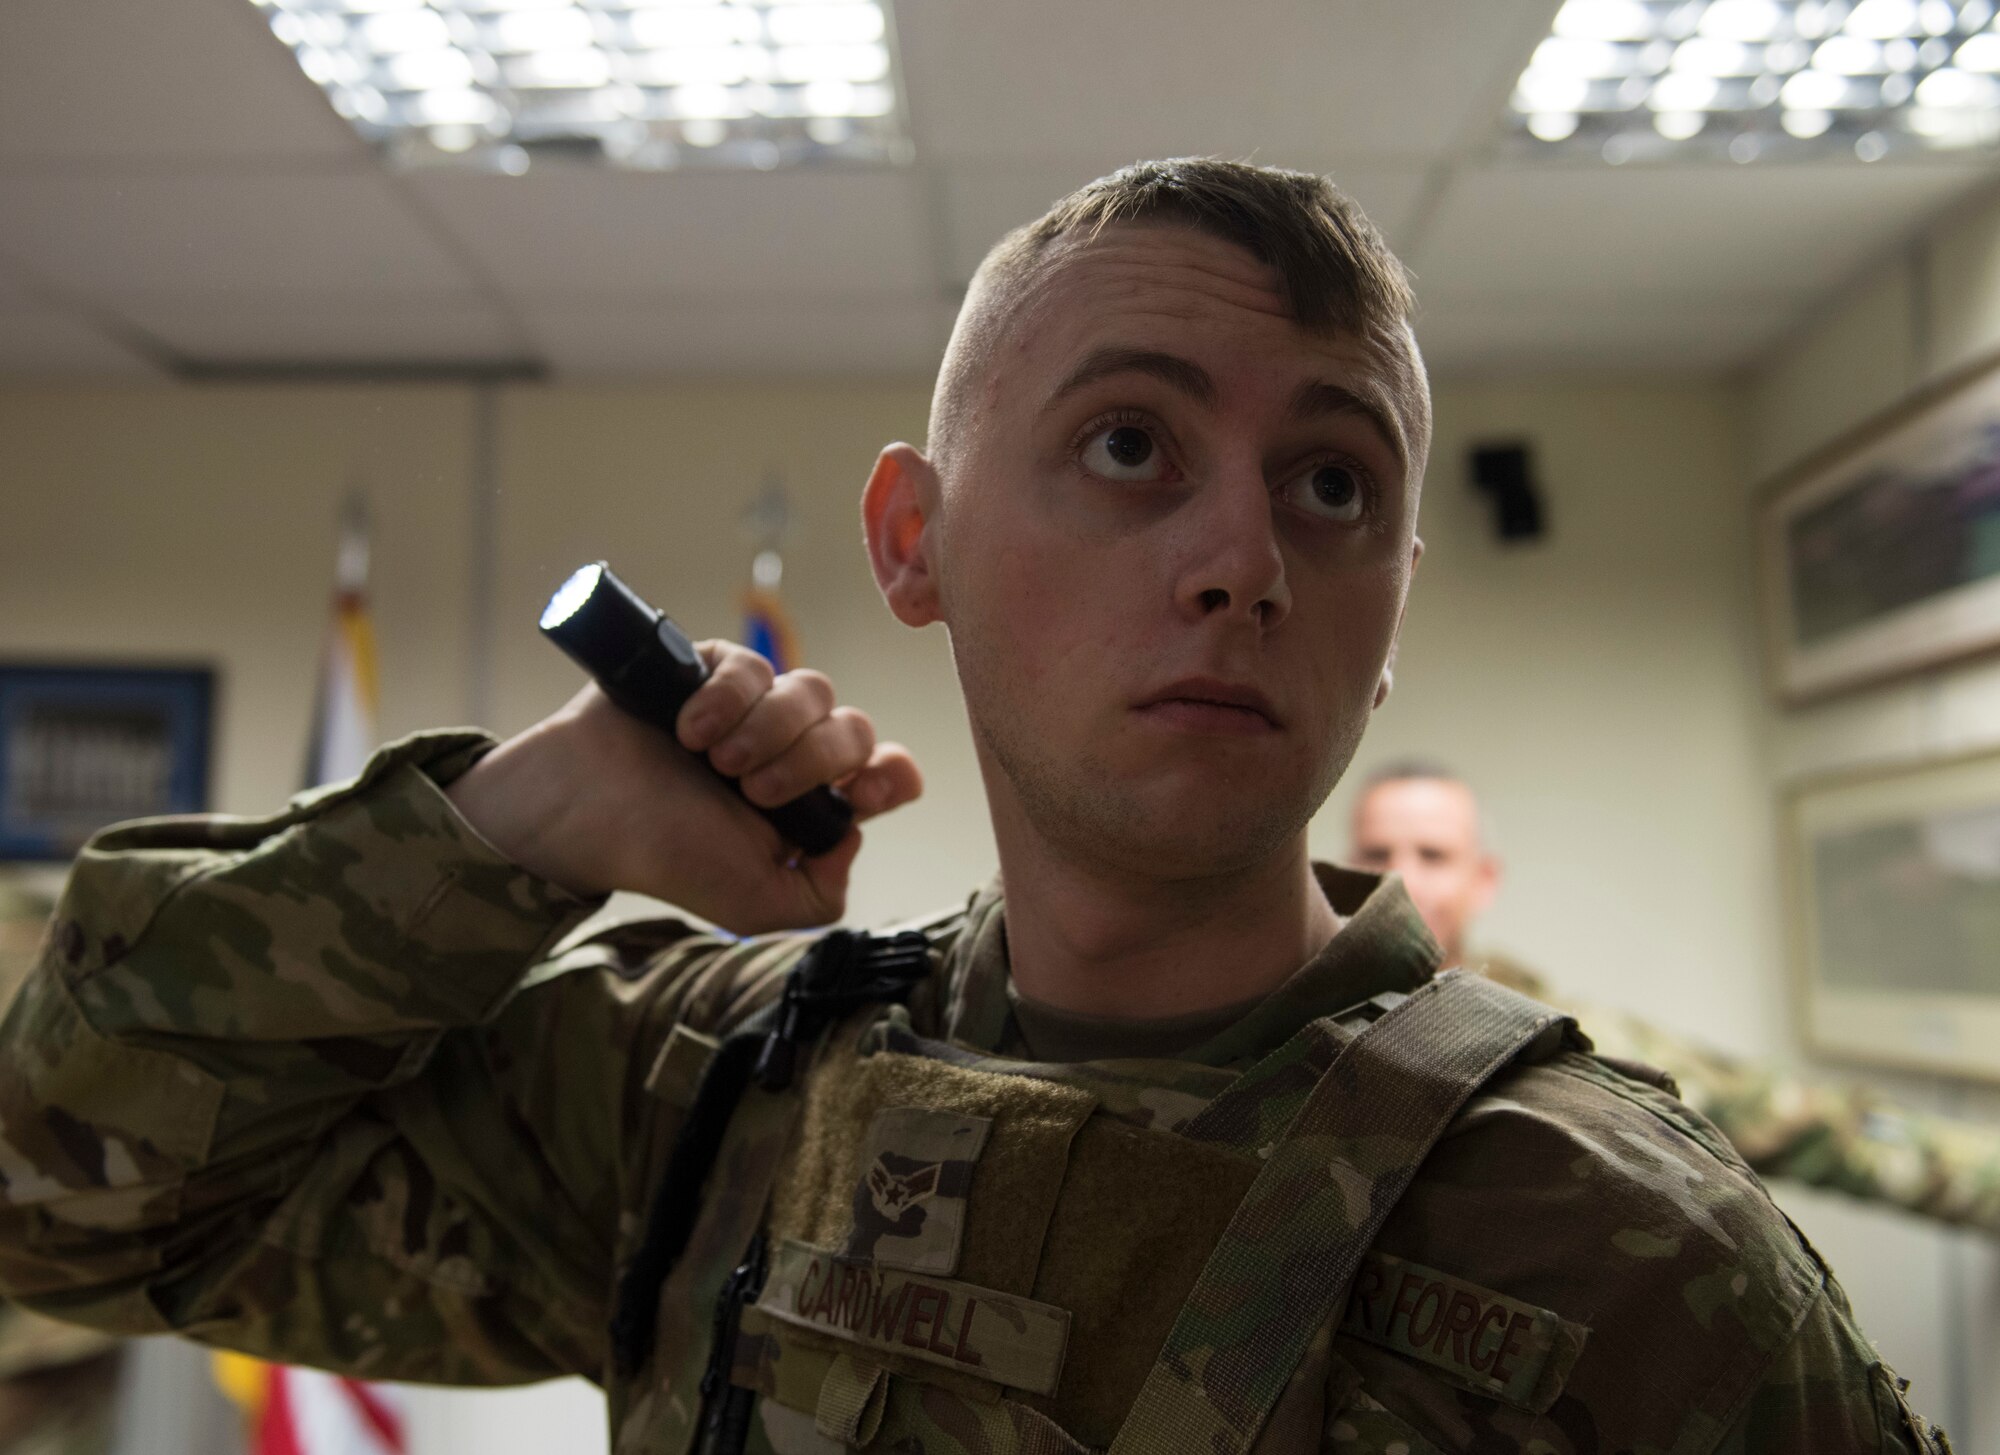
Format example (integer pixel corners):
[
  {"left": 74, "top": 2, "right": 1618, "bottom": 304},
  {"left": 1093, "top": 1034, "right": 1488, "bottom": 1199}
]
[
  {"left": 250, "top": 0, "right": 909, "bottom": 171},
  {"left": 1510, "top": 0, "right": 2000, "bottom": 160}
]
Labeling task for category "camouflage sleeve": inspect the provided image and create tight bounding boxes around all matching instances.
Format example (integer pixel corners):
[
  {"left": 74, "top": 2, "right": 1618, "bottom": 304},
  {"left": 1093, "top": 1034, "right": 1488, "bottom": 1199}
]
[
  {"left": 0, "top": 730, "right": 793, "bottom": 1387},
  {"left": 1573, "top": 1002, "right": 2000, "bottom": 1234},
  {"left": 1714, "top": 1275, "right": 1954, "bottom": 1453}
]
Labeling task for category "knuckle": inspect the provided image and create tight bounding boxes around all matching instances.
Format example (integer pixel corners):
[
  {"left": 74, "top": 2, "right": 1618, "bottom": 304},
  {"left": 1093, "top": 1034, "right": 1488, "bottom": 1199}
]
[
  {"left": 708, "top": 645, "right": 764, "bottom": 691},
  {"left": 717, "top": 657, "right": 772, "bottom": 703},
  {"left": 744, "top": 769, "right": 793, "bottom": 808},
  {"left": 791, "top": 669, "right": 835, "bottom": 707}
]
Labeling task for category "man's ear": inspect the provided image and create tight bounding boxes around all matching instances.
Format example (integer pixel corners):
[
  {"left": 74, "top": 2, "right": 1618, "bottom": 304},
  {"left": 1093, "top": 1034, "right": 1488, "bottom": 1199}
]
[
  {"left": 1375, "top": 535, "right": 1423, "bottom": 709},
  {"left": 1470, "top": 852, "right": 1502, "bottom": 918},
  {"left": 862, "top": 443, "right": 942, "bottom": 628}
]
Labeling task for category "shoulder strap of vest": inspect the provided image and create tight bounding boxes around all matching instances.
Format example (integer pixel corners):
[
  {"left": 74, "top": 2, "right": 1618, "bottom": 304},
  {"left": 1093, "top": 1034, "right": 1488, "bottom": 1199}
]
[
  {"left": 1106, "top": 970, "right": 1570, "bottom": 1455},
  {"left": 610, "top": 928, "right": 933, "bottom": 1380}
]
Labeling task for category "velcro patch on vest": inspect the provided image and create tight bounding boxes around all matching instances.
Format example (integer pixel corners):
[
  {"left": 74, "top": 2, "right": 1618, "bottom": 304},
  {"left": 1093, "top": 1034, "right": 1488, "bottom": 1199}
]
[
  {"left": 756, "top": 1238, "right": 1070, "bottom": 1396},
  {"left": 1340, "top": 1251, "right": 1588, "bottom": 1413},
  {"left": 840, "top": 1105, "right": 990, "bottom": 1276}
]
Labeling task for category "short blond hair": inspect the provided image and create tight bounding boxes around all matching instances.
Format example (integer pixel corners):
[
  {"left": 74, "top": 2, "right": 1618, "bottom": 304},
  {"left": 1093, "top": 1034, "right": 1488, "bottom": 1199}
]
[{"left": 931, "top": 158, "right": 1427, "bottom": 474}]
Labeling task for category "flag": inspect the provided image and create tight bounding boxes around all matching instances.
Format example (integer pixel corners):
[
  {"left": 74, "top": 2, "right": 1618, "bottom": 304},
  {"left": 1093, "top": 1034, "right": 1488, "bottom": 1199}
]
[
  {"left": 741, "top": 584, "right": 800, "bottom": 673},
  {"left": 215, "top": 497, "right": 405, "bottom": 1455},
  {"left": 304, "top": 497, "right": 381, "bottom": 787},
  {"left": 214, "top": 1355, "right": 407, "bottom": 1455}
]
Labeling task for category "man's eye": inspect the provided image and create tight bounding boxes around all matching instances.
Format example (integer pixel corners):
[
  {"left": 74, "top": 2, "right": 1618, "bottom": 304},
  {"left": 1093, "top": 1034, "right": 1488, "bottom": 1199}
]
[
  {"left": 1081, "top": 423, "right": 1172, "bottom": 482},
  {"left": 1284, "top": 461, "right": 1368, "bottom": 523}
]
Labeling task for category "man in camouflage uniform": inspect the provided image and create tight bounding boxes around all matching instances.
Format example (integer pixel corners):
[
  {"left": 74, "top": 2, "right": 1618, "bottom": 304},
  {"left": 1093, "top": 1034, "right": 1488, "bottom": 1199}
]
[
  {"left": 0, "top": 879, "right": 120, "bottom": 1455},
  {"left": 1347, "top": 762, "right": 2000, "bottom": 1233},
  {"left": 0, "top": 160, "right": 1954, "bottom": 1453}
]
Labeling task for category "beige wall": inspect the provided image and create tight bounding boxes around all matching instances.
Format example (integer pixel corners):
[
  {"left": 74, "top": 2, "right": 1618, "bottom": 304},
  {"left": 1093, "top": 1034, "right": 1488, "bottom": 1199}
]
[{"left": 0, "top": 384, "right": 478, "bottom": 815}]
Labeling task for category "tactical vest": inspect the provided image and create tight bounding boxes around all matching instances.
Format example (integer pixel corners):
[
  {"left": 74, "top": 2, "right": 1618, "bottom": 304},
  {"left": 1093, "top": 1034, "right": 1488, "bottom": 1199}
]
[{"left": 609, "top": 931, "right": 1572, "bottom": 1455}]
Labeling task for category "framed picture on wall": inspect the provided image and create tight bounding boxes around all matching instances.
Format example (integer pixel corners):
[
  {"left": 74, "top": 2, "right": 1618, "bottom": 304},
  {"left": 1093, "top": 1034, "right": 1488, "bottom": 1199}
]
[
  {"left": 0, "top": 664, "right": 216, "bottom": 861},
  {"left": 1760, "top": 354, "right": 2000, "bottom": 702},
  {"left": 1788, "top": 747, "right": 2000, "bottom": 1081}
]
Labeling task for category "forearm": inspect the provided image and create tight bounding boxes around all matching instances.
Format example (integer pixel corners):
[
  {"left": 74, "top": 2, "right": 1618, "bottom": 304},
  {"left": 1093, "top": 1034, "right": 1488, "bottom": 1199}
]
[
  {"left": 0, "top": 731, "right": 596, "bottom": 1337},
  {"left": 1572, "top": 1000, "right": 2000, "bottom": 1234},
  {"left": 1671, "top": 1051, "right": 2000, "bottom": 1234}
]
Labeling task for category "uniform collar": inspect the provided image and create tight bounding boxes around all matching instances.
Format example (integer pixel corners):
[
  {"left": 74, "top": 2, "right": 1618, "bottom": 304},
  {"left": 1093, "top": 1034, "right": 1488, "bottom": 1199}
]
[{"left": 937, "top": 863, "right": 1443, "bottom": 1067}]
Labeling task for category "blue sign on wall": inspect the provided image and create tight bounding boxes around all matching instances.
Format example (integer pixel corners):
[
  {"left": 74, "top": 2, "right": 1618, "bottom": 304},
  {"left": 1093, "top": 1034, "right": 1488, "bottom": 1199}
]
[{"left": 0, "top": 665, "right": 216, "bottom": 861}]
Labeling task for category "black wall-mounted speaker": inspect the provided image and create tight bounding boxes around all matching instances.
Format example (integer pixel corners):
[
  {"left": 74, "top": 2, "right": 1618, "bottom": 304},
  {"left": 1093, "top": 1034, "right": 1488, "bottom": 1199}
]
[{"left": 1469, "top": 443, "right": 1546, "bottom": 543}]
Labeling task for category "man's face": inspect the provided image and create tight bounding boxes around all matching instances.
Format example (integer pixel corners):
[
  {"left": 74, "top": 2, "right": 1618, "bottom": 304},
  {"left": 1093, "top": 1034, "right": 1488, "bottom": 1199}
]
[
  {"left": 1348, "top": 778, "right": 1497, "bottom": 962},
  {"left": 934, "top": 224, "right": 1423, "bottom": 879}
]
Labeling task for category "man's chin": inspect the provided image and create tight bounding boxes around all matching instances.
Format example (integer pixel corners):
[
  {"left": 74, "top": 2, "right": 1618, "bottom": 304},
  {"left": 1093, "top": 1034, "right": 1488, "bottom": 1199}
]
[{"left": 1069, "top": 775, "right": 1314, "bottom": 880}]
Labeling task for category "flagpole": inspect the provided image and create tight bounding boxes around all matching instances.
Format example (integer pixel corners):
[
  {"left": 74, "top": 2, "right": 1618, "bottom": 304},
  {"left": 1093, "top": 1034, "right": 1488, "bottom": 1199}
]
[{"left": 466, "top": 383, "right": 500, "bottom": 728}]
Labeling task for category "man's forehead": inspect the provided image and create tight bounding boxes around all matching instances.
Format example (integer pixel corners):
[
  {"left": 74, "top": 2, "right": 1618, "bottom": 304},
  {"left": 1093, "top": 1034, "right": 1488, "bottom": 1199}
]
[
  {"left": 1005, "top": 224, "right": 1415, "bottom": 465},
  {"left": 1023, "top": 225, "right": 1318, "bottom": 356},
  {"left": 1359, "top": 780, "right": 1482, "bottom": 836}
]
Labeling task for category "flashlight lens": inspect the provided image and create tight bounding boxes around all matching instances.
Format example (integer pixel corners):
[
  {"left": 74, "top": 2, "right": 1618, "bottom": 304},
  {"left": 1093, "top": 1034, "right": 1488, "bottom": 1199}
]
[{"left": 541, "top": 563, "right": 603, "bottom": 631}]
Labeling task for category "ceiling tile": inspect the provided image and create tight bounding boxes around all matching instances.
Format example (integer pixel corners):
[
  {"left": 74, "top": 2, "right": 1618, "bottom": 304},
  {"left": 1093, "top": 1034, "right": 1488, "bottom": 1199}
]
[
  {"left": 119, "top": 296, "right": 527, "bottom": 366},
  {"left": 1415, "top": 295, "right": 1796, "bottom": 376},
  {"left": 524, "top": 296, "right": 953, "bottom": 377},
  {"left": 1412, "top": 161, "right": 1994, "bottom": 301},
  {"left": 0, "top": 0, "right": 357, "bottom": 164},
  {"left": 0, "top": 303, "right": 161, "bottom": 377},
  {"left": 894, "top": 0, "right": 1555, "bottom": 164},
  {"left": 0, "top": 174, "right": 480, "bottom": 299},
  {"left": 936, "top": 161, "right": 1434, "bottom": 286},
  {"left": 409, "top": 168, "right": 934, "bottom": 301}
]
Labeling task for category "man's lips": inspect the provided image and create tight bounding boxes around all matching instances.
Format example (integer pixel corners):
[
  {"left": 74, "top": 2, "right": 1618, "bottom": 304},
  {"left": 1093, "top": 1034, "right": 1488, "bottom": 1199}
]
[{"left": 1134, "top": 677, "right": 1282, "bottom": 733}]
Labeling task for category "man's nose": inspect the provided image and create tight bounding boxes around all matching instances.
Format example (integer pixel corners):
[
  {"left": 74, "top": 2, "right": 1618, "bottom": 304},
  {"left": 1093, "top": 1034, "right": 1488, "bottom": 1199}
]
[{"left": 1175, "top": 469, "right": 1291, "bottom": 629}]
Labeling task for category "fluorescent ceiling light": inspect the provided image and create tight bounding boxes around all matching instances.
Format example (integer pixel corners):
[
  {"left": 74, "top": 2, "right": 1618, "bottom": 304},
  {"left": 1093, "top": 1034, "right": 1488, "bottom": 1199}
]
[
  {"left": 248, "top": 0, "right": 908, "bottom": 171},
  {"left": 1511, "top": 0, "right": 2000, "bottom": 159}
]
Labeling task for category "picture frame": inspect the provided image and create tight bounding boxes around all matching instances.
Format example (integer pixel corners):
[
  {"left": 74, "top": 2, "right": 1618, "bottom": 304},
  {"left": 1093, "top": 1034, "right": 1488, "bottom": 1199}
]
[
  {"left": 1787, "top": 746, "right": 2000, "bottom": 1082},
  {"left": 0, "top": 664, "right": 216, "bottom": 861},
  {"left": 1759, "top": 353, "right": 2000, "bottom": 703}
]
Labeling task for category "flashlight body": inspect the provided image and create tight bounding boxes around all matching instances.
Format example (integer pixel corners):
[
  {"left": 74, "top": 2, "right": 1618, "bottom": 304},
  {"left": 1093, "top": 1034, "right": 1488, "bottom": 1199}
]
[{"left": 541, "top": 563, "right": 854, "bottom": 857}]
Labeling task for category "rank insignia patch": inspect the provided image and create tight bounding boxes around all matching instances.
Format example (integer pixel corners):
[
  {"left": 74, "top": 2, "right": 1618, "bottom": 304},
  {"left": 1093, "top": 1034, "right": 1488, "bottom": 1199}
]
[{"left": 841, "top": 1106, "right": 990, "bottom": 1276}]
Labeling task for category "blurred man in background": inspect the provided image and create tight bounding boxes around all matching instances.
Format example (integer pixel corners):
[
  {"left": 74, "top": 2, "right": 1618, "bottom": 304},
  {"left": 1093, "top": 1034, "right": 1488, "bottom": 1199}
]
[
  {"left": 0, "top": 878, "right": 120, "bottom": 1455},
  {"left": 1349, "top": 760, "right": 2000, "bottom": 1232}
]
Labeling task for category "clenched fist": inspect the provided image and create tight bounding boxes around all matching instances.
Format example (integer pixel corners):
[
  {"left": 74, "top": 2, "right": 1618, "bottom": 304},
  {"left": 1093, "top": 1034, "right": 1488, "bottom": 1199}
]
[{"left": 446, "top": 641, "right": 923, "bottom": 933}]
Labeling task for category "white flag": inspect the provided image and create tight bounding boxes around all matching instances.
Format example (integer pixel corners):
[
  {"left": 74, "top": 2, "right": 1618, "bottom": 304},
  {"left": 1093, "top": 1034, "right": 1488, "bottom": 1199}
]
[{"left": 305, "top": 498, "right": 380, "bottom": 788}]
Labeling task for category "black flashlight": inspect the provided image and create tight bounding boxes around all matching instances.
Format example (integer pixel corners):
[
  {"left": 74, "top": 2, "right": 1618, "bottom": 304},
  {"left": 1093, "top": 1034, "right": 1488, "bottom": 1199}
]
[{"left": 539, "top": 562, "right": 854, "bottom": 857}]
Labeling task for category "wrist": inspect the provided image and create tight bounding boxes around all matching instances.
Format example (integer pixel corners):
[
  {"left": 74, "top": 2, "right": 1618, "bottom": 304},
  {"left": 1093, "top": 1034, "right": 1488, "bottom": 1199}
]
[{"left": 444, "top": 717, "right": 608, "bottom": 897}]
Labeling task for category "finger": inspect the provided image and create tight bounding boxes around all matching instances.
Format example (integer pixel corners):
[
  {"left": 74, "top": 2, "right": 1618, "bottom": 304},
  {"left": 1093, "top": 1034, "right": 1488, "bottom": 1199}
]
[
  {"left": 738, "top": 708, "right": 875, "bottom": 809},
  {"left": 676, "top": 643, "right": 775, "bottom": 751},
  {"left": 840, "top": 744, "right": 923, "bottom": 821},
  {"left": 706, "top": 670, "right": 838, "bottom": 777}
]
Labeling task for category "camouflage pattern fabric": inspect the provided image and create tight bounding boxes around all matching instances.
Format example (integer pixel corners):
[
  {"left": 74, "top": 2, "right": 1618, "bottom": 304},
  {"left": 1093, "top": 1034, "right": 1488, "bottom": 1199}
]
[
  {"left": 0, "top": 732, "right": 1956, "bottom": 1452},
  {"left": 0, "top": 878, "right": 122, "bottom": 1455},
  {"left": 1106, "top": 974, "right": 1568, "bottom": 1455},
  {"left": 1478, "top": 954, "right": 2000, "bottom": 1233}
]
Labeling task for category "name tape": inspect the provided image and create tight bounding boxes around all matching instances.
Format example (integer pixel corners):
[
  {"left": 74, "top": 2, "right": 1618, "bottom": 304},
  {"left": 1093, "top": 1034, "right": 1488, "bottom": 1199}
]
[
  {"left": 756, "top": 1239, "right": 1070, "bottom": 1396},
  {"left": 1340, "top": 1250, "right": 1589, "bottom": 1412}
]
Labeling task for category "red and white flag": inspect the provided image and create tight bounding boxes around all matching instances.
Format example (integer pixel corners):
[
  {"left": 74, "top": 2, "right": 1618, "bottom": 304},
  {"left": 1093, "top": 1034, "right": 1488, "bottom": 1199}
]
[{"left": 215, "top": 1358, "right": 408, "bottom": 1455}]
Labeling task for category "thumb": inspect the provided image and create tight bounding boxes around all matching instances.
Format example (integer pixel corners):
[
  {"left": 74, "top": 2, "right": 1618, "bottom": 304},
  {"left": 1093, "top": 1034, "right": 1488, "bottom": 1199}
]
[{"left": 787, "top": 826, "right": 864, "bottom": 927}]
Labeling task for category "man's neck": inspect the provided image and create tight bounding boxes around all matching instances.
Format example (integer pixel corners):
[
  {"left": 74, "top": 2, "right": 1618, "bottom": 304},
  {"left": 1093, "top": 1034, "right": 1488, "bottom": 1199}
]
[{"left": 995, "top": 835, "right": 1340, "bottom": 1021}]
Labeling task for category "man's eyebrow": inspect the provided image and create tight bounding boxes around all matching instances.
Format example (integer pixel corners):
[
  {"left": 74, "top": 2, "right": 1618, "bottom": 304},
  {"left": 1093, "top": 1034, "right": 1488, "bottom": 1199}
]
[
  {"left": 1287, "top": 379, "right": 1407, "bottom": 472},
  {"left": 1047, "top": 347, "right": 1219, "bottom": 410}
]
